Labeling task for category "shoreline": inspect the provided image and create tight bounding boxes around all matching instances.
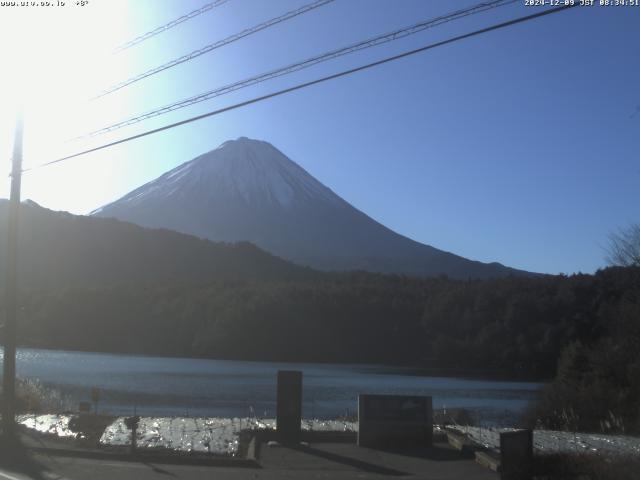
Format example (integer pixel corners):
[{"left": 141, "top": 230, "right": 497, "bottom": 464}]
[{"left": 11, "top": 345, "right": 552, "bottom": 383}]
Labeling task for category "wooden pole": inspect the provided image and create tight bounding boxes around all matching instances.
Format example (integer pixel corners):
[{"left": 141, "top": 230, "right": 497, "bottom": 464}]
[{"left": 2, "top": 113, "right": 23, "bottom": 436}]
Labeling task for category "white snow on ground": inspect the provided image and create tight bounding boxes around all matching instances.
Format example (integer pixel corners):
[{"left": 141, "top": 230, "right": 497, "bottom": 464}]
[
  {"left": 246, "top": 418, "right": 357, "bottom": 432},
  {"left": 22, "top": 414, "right": 640, "bottom": 458},
  {"left": 302, "top": 419, "right": 358, "bottom": 432},
  {"left": 101, "top": 417, "right": 246, "bottom": 455},
  {"left": 18, "top": 414, "right": 76, "bottom": 438},
  {"left": 452, "top": 425, "right": 640, "bottom": 456},
  {"left": 101, "top": 417, "right": 356, "bottom": 455}
]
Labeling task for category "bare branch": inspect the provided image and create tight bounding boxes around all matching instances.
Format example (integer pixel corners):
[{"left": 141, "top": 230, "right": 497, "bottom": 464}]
[{"left": 606, "top": 223, "right": 640, "bottom": 267}]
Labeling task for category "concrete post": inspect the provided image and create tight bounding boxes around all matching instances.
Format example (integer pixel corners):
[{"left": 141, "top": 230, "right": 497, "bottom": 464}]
[
  {"left": 500, "top": 429, "right": 533, "bottom": 480},
  {"left": 276, "top": 370, "right": 302, "bottom": 444}
]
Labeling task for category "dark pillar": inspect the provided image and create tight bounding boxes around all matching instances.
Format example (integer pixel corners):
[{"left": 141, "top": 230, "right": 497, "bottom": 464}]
[
  {"left": 124, "top": 416, "right": 140, "bottom": 454},
  {"left": 276, "top": 370, "right": 302, "bottom": 444},
  {"left": 500, "top": 429, "right": 533, "bottom": 480}
]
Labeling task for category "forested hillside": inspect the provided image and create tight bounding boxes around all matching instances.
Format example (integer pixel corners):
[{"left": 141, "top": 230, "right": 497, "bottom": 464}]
[{"left": 0, "top": 201, "right": 318, "bottom": 288}]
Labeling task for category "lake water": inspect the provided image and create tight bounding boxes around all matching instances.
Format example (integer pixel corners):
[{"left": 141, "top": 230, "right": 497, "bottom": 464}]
[{"left": 8, "top": 348, "right": 542, "bottom": 424}]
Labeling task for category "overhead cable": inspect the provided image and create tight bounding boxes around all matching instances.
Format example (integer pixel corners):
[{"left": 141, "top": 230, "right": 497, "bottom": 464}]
[
  {"left": 29, "top": 3, "right": 578, "bottom": 173},
  {"left": 81, "top": 0, "right": 518, "bottom": 139},
  {"left": 113, "top": 0, "right": 232, "bottom": 53},
  {"left": 98, "top": 0, "right": 335, "bottom": 98}
]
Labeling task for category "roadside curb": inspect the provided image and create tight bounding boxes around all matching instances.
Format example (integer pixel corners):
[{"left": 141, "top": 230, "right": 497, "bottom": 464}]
[
  {"left": 475, "top": 449, "right": 501, "bottom": 472},
  {"left": 446, "top": 429, "right": 481, "bottom": 456}
]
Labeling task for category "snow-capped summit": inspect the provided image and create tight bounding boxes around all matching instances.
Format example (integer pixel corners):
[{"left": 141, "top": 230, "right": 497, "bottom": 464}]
[
  {"left": 93, "top": 137, "right": 527, "bottom": 278},
  {"left": 95, "top": 137, "right": 340, "bottom": 214}
]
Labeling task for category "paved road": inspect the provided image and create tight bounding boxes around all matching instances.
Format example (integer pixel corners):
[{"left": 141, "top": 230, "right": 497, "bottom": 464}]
[{"left": 2, "top": 457, "right": 260, "bottom": 480}]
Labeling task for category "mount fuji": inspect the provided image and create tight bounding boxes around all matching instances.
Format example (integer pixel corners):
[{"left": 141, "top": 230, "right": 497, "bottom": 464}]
[{"left": 92, "top": 137, "right": 527, "bottom": 279}]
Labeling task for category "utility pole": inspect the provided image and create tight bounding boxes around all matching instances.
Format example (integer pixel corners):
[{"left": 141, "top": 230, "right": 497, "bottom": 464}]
[{"left": 2, "top": 113, "right": 23, "bottom": 436}]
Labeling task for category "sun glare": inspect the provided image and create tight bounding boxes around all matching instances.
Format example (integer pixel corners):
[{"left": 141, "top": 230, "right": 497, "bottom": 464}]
[{"left": 0, "top": 0, "right": 133, "bottom": 206}]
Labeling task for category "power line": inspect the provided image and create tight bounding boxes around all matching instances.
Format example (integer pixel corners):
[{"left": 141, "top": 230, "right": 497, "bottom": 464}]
[
  {"left": 113, "top": 0, "right": 232, "bottom": 54},
  {"left": 84, "top": 0, "right": 515, "bottom": 137},
  {"left": 81, "top": 0, "right": 517, "bottom": 139},
  {"left": 96, "top": 0, "right": 335, "bottom": 99},
  {"left": 29, "top": 3, "right": 577, "bottom": 173}
]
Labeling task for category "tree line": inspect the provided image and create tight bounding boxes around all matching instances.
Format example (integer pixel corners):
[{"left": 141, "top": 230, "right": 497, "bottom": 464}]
[
  {"left": 4, "top": 265, "right": 639, "bottom": 432},
  {"left": 6, "top": 267, "right": 636, "bottom": 375}
]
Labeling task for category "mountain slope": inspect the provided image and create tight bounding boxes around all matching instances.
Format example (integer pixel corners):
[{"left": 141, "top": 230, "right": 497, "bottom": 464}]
[
  {"left": 93, "top": 137, "right": 530, "bottom": 279},
  {"left": 0, "top": 200, "right": 316, "bottom": 289}
]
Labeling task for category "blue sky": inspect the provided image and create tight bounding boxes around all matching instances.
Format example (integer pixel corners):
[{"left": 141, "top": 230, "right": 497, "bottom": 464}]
[{"left": 0, "top": 0, "right": 638, "bottom": 275}]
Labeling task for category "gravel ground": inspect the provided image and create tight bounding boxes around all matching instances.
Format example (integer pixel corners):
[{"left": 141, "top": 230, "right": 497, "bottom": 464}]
[
  {"left": 19, "top": 414, "right": 357, "bottom": 455},
  {"left": 451, "top": 425, "right": 640, "bottom": 456}
]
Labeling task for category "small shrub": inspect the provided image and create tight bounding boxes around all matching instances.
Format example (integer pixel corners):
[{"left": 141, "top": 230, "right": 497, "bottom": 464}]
[
  {"left": 0, "top": 378, "right": 71, "bottom": 414},
  {"left": 534, "top": 452, "right": 640, "bottom": 480}
]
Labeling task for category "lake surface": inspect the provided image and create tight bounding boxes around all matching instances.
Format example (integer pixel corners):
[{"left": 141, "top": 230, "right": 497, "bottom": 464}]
[{"left": 6, "top": 348, "right": 542, "bottom": 424}]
